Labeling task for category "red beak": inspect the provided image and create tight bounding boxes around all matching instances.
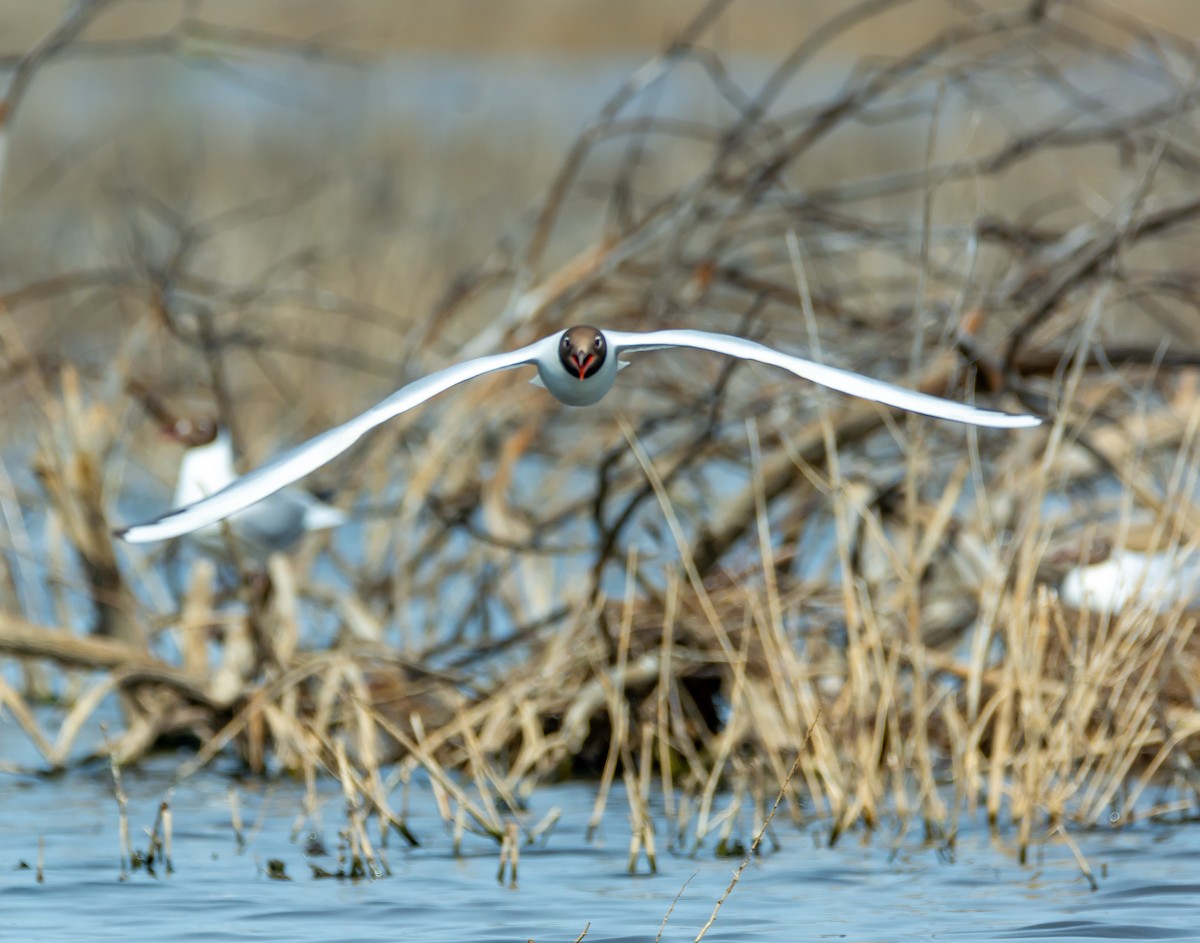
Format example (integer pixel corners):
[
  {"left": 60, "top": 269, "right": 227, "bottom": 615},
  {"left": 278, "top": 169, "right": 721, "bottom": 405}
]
[{"left": 572, "top": 352, "right": 594, "bottom": 379}]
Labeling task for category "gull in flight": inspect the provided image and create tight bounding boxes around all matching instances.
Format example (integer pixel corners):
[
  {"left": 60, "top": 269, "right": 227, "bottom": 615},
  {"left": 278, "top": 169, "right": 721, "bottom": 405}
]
[{"left": 116, "top": 326, "right": 1040, "bottom": 544}]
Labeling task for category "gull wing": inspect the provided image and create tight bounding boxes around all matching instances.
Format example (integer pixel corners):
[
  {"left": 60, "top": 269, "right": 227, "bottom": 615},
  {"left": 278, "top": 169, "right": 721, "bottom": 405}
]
[
  {"left": 117, "top": 341, "right": 545, "bottom": 543},
  {"left": 609, "top": 329, "right": 1041, "bottom": 429}
]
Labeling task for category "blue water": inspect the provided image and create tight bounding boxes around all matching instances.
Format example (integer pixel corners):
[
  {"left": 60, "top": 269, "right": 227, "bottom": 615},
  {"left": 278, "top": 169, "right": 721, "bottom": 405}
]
[{"left": 0, "top": 754, "right": 1197, "bottom": 942}]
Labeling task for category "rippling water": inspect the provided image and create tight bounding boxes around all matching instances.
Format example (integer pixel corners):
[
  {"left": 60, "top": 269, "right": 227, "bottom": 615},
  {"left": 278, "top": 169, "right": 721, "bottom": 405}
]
[{"left": 1, "top": 756, "right": 1197, "bottom": 942}]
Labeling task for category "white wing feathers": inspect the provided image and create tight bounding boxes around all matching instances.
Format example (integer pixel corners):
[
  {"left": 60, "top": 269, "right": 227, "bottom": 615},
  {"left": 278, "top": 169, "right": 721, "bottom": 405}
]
[
  {"left": 608, "top": 329, "right": 1040, "bottom": 429},
  {"left": 117, "top": 343, "right": 542, "bottom": 543},
  {"left": 117, "top": 327, "right": 1039, "bottom": 545}
]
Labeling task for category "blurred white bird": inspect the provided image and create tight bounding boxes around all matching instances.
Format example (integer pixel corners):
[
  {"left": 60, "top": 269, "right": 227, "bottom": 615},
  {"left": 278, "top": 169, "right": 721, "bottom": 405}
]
[
  {"left": 159, "top": 414, "right": 347, "bottom": 561},
  {"left": 1059, "top": 546, "right": 1200, "bottom": 614},
  {"left": 117, "top": 326, "right": 1041, "bottom": 544}
]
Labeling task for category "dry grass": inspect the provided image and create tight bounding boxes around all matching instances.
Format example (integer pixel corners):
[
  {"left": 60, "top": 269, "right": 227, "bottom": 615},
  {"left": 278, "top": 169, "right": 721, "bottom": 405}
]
[{"left": 2, "top": 0, "right": 1200, "bottom": 877}]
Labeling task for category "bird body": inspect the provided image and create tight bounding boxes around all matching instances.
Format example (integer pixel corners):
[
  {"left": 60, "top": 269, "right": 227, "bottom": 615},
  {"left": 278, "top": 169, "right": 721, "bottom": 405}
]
[
  {"left": 117, "top": 326, "right": 1040, "bottom": 545},
  {"left": 165, "top": 420, "right": 346, "bottom": 560},
  {"left": 536, "top": 325, "right": 621, "bottom": 406},
  {"left": 172, "top": 429, "right": 237, "bottom": 508},
  {"left": 1059, "top": 549, "right": 1200, "bottom": 614}
]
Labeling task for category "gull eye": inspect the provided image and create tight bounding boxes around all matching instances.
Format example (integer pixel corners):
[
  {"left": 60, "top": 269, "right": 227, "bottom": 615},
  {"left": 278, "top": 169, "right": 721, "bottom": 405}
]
[{"left": 593, "top": 336, "right": 603, "bottom": 349}]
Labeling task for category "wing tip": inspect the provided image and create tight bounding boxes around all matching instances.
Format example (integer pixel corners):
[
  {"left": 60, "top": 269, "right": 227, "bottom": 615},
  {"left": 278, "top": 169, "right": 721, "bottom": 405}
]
[
  {"left": 113, "top": 520, "right": 169, "bottom": 544},
  {"left": 112, "top": 523, "right": 145, "bottom": 543},
  {"left": 988, "top": 410, "right": 1046, "bottom": 427},
  {"left": 923, "top": 405, "right": 1043, "bottom": 428},
  {"left": 1005, "top": 412, "right": 1044, "bottom": 428},
  {"left": 955, "top": 405, "right": 1042, "bottom": 429}
]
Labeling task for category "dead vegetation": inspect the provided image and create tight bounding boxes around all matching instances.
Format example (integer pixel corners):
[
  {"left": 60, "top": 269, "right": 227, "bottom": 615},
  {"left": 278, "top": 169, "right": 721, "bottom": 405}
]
[{"left": 2, "top": 0, "right": 1200, "bottom": 873}]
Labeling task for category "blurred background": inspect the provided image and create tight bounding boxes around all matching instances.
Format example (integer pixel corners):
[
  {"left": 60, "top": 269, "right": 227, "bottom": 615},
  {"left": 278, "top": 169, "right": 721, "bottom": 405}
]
[{"left": 3, "top": 4, "right": 1200, "bottom": 937}]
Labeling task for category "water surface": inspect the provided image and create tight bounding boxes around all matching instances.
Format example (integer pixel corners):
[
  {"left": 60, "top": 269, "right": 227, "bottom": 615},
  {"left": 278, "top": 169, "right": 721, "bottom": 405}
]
[{"left": 1, "top": 757, "right": 1196, "bottom": 942}]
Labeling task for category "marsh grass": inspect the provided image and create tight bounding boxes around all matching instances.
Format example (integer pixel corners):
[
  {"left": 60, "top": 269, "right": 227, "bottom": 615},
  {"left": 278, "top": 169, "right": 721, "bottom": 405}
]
[{"left": 1, "top": 0, "right": 1200, "bottom": 883}]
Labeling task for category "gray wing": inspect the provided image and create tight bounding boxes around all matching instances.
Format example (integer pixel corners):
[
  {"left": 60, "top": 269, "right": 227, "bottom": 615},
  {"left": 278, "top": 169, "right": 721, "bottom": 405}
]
[
  {"left": 117, "top": 342, "right": 544, "bottom": 543},
  {"left": 608, "top": 329, "right": 1041, "bottom": 429},
  {"left": 227, "top": 491, "right": 326, "bottom": 554}
]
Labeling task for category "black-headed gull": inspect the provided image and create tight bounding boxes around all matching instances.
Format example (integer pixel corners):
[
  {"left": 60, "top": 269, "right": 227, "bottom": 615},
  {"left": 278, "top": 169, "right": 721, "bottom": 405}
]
[
  {"left": 117, "top": 326, "right": 1040, "bottom": 544},
  {"left": 157, "top": 414, "right": 347, "bottom": 559}
]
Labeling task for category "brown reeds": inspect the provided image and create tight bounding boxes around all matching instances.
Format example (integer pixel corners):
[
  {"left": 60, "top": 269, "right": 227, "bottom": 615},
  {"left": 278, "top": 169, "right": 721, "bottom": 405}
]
[{"left": 1, "top": 0, "right": 1199, "bottom": 873}]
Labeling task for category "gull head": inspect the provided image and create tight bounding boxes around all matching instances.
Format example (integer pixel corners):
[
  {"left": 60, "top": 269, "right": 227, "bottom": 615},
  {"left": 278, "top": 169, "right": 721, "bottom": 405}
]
[
  {"left": 165, "top": 415, "right": 219, "bottom": 448},
  {"left": 559, "top": 326, "right": 606, "bottom": 380}
]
